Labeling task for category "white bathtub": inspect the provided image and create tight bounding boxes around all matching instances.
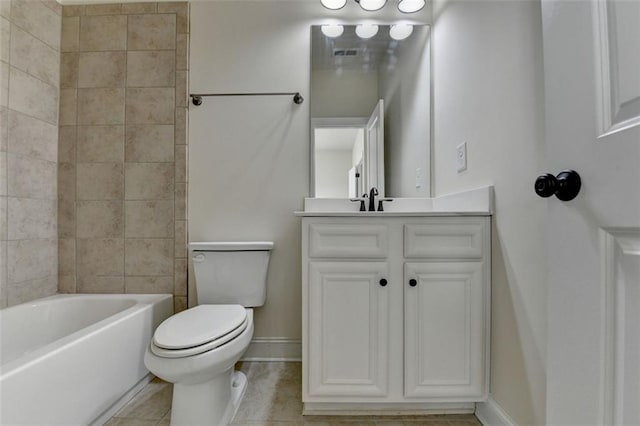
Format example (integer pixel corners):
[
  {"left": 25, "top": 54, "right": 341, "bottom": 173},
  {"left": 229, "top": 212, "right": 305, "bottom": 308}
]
[{"left": 0, "top": 293, "right": 173, "bottom": 425}]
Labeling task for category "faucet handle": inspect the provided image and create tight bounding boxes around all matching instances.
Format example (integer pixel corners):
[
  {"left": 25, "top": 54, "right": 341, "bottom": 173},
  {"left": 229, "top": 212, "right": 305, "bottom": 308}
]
[
  {"left": 350, "top": 197, "right": 367, "bottom": 211},
  {"left": 377, "top": 198, "right": 393, "bottom": 212}
]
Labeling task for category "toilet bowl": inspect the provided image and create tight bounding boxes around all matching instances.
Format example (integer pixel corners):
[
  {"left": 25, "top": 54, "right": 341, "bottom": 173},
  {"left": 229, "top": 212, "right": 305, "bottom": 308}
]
[
  {"left": 144, "top": 307, "right": 254, "bottom": 425},
  {"left": 144, "top": 241, "right": 273, "bottom": 426}
]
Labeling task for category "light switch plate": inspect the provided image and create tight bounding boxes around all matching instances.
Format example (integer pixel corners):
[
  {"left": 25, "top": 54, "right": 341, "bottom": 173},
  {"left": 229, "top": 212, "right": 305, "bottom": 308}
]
[{"left": 456, "top": 142, "right": 467, "bottom": 173}]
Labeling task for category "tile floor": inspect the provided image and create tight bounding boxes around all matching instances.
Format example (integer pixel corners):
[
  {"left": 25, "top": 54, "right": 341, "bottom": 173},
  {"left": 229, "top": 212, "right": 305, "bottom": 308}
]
[{"left": 106, "top": 362, "right": 481, "bottom": 426}]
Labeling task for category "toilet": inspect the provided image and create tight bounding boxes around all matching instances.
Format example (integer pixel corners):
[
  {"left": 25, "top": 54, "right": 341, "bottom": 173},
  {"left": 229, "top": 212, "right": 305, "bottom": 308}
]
[{"left": 144, "top": 241, "right": 273, "bottom": 426}]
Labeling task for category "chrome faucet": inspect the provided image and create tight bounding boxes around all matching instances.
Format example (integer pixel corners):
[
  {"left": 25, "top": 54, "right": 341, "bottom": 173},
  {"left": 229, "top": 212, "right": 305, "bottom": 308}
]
[{"left": 368, "top": 187, "right": 378, "bottom": 212}]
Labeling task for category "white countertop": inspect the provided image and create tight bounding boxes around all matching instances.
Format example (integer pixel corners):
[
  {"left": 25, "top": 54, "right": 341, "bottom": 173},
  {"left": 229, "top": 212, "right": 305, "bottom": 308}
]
[{"left": 294, "top": 211, "right": 491, "bottom": 217}]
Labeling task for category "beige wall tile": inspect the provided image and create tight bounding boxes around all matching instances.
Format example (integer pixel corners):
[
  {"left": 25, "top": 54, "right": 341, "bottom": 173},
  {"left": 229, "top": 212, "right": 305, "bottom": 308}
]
[
  {"left": 126, "top": 88, "right": 175, "bottom": 125},
  {"left": 174, "top": 296, "right": 187, "bottom": 312},
  {"left": 7, "top": 276, "right": 57, "bottom": 306},
  {"left": 60, "top": 52, "right": 78, "bottom": 89},
  {"left": 61, "top": 16, "right": 79, "bottom": 52},
  {"left": 176, "top": 34, "right": 188, "bottom": 71},
  {"left": 8, "top": 197, "right": 57, "bottom": 240},
  {"left": 77, "top": 275, "right": 124, "bottom": 293},
  {"left": 125, "top": 276, "right": 172, "bottom": 294},
  {"left": 0, "top": 1, "right": 10, "bottom": 19},
  {"left": 175, "top": 183, "right": 186, "bottom": 221},
  {"left": 77, "top": 238, "right": 124, "bottom": 276},
  {"left": 125, "top": 239, "right": 173, "bottom": 276},
  {"left": 8, "top": 110, "right": 58, "bottom": 162},
  {"left": 78, "top": 51, "right": 126, "bottom": 88},
  {"left": 58, "top": 126, "right": 76, "bottom": 163},
  {"left": 125, "top": 163, "right": 173, "bottom": 200},
  {"left": 0, "top": 17, "right": 9, "bottom": 63},
  {"left": 0, "top": 61, "right": 7, "bottom": 107},
  {"left": 157, "top": 2, "right": 188, "bottom": 34},
  {"left": 85, "top": 3, "right": 121, "bottom": 16},
  {"left": 78, "top": 88, "right": 125, "bottom": 125},
  {"left": 125, "top": 125, "right": 174, "bottom": 162},
  {"left": 10, "top": 0, "right": 61, "bottom": 50},
  {"left": 174, "top": 258, "right": 187, "bottom": 296},
  {"left": 77, "top": 125, "right": 124, "bottom": 163},
  {"left": 122, "top": 3, "right": 157, "bottom": 14},
  {"left": 8, "top": 153, "right": 56, "bottom": 199},
  {"left": 175, "top": 70, "right": 188, "bottom": 107},
  {"left": 174, "top": 145, "right": 186, "bottom": 183},
  {"left": 10, "top": 25, "right": 60, "bottom": 87},
  {"left": 41, "top": 1, "right": 63, "bottom": 16},
  {"left": 58, "top": 200, "right": 75, "bottom": 238},
  {"left": 58, "top": 274, "right": 76, "bottom": 293},
  {"left": 0, "top": 106, "right": 7, "bottom": 151},
  {"left": 0, "top": 151, "right": 5, "bottom": 196},
  {"left": 7, "top": 238, "right": 57, "bottom": 283},
  {"left": 125, "top": 200, "right": 173, "bottom": 238},
  {"left": 77, "top": 200, "right": 124, "bottom": 238},
  {"left": 57, "top": 162, "right": 75, "bottom": 200},
  {"left": 0, "top": 196, "right": 6, "bottom": 240},
  {"left": 8, "top": 67, "right": 58, "bottom": 125},
  {"left": 0, "top": 240, "right": 5, "bottom": 308},
  {"left": 77, "top": 162, "right": 123, "bottom": 200},
  {"left": 59, "top": 88, "right": 77, "bottom": 126},
  {"left": 58, "top": 238, "right": 75, "bottom": 276},
  {"left": 80, "top": 15, "right": 127, "bottom": 52},
  {"left": 128, "top": 14, "right": 176, "bottom": 50},
  {"left": 62, "top": 5, "right": 85, "bottom": 17},
  {"left": 174, "top": 220, "right": 186, "bottom": 258},
  {"left": 127, "top": 51, "right": 175, "bottom": 88},
  {"left": 175, "top": 107, "right": 187, "bottom": 145}
]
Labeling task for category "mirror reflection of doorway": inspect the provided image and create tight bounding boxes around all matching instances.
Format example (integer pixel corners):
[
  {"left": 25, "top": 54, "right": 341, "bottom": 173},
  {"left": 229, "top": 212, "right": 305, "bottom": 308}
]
[{"left": 313, "top": 126, "right": 364, "bottom": 198}]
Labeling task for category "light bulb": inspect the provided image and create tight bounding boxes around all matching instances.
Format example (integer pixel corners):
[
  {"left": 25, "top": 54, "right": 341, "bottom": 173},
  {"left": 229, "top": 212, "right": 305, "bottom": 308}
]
[
  {"left": 355, "top": 24, "right": 379, "bottom": 39},
  {"left": 398, "top": 0, "right": 425, "bottom": 13},
  {"left": 320, "top": 0, "right": 347, "bottom": 10},
  {"left": 358, "top": 0, "right": 387, "bottom": 12},
  {"left": 321, "top": 24, "right": 344, "bottom": 38},
  {"left": 389, "top": 23, "right": 413, "bottom": 40}
]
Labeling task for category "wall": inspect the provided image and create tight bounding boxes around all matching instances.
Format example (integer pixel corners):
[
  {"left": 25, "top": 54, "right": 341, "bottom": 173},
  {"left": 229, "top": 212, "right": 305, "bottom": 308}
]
[
  {"left": 57, "top": 2, "right": 189, "bottom": 312},
  {"left": 379, "top": 25, "right": 431, "bottom": 197},
  {"left": 432, "top": 1, "right": 546, "bottom": 424},
  {"left": 315, "top": 148, "right": 352, "bottom": 198},
  {"left": 1, "top": 0, "right": 62, "bottom": 308},
  {"left": 311, "top": 69, "right": 379, "bottom": 117},
  {"left": 189, "top": 1, "right": 431, "bottom": 341}
]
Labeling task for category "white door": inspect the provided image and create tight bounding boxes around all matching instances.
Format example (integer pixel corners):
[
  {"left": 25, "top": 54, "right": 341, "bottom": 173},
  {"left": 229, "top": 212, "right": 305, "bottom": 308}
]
[
  {"left": 542, "top": 1, "right": 640, "bottom": 424},
  {"left": 365, "top": 100, "right": 385, "bottom": 195},
  {"left": 307, "top": 261, "right": 390, "bottom": 398}
]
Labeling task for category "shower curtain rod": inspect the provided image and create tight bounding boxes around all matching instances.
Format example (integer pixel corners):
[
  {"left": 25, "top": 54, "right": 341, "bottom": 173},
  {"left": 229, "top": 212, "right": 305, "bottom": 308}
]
[{"left": 190, "top": 92, "right": 304, "bottom": 106}]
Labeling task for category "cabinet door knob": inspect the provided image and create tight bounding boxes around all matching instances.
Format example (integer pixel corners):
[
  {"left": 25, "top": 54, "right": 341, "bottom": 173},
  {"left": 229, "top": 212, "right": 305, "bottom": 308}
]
[
  {"left": 379, "top": 278, "right": 388, "bottom": 287},
  {"left": 409, "top": 279, "right": 417, "bottom": 287}
]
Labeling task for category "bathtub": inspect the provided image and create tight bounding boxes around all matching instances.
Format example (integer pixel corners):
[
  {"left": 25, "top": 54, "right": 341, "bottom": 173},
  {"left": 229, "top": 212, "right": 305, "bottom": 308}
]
[{"left": 0, "top": 293, "right": 173, "bottom": 425}]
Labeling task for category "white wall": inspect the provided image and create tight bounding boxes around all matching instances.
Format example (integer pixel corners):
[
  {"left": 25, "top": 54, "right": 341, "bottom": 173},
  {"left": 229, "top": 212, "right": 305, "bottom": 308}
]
[
  {"left": 189, "top": 1, "right": 431, "bottom": 340},
  {"left": 432, "top": 1, "right": 546, "bottom": 424},
  {"left": 315, "top": 149, "right": 352, "bottom": 198},
  {"left": 379, "top": 26, "right": 431, "bottom": 197},
  {"left": 311, "top": 69, "right": 379, "bottom": 117}
]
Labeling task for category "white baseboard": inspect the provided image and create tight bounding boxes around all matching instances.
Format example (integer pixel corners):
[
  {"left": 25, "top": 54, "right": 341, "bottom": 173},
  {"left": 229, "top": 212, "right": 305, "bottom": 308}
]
[
  {"left": 241, "top": 338, "right": 301, "bottom": 361},
  {"left": 475, "top": 397, "right": 516, "bottom": 426}
]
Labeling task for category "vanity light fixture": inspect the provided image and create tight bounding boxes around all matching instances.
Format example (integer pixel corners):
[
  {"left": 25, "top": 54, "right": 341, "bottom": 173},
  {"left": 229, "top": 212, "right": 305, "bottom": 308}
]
[
  {"left": 397, "top": 0, "right": 425, "bottom": 13},
  {"left": 357, "top": 0, "right": 386, "bottom": 12},
  {"left": 355, "top": 23, "right": 379, "bottom": 39},
  {"left": 320, "top": 0, "right": 347, "bottom": 10},
  {"left": 321, "top": 24, "right": 345, "bottom": 38},
  {"left": 389, "top": 23, "right": 413, "bottom": 40}
]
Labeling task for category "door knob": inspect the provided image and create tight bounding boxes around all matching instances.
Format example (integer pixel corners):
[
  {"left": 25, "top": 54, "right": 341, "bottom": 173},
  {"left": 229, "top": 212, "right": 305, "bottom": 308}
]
[
  {"left": 409, "top": 279, "right": 417, "bottom": 287},
  {"left": 534, "top": 170, "right": 581, "bottom": 201}
]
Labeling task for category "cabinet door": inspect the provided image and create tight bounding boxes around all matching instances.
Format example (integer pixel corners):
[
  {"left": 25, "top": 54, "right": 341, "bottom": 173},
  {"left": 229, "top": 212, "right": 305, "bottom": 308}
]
[
  {"left": 404, "top": 262, "right": 486, "bottom": 399},
  {"left": 308, "top": 261, "right": 390, "bottom": 397}
]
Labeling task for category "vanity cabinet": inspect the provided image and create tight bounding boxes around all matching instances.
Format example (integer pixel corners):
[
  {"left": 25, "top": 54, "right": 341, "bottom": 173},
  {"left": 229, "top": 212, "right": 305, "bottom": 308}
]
[{"left": 302, "top": 216, "right": 490, "bottom": 412}]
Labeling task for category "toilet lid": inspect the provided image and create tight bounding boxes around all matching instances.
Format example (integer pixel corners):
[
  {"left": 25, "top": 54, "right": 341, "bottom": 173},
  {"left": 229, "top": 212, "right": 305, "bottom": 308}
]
[{"left": 153, "top": 305, "right": 247, "bottom": 350}]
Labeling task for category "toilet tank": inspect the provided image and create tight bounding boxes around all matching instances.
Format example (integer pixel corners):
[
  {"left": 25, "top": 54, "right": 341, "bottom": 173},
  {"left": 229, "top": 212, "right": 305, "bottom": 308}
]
[{"left": 189, "top": 242, "right": 273, "bottom": 307}]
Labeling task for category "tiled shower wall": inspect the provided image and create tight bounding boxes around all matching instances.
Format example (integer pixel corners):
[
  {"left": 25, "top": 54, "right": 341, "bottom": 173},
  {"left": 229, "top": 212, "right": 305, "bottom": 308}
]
[
  {"left": 1, "top": 0, "right": 62, "bottom": 308},
  {"left": 58, "top": 2, "right": 189, "bottom": 311}
]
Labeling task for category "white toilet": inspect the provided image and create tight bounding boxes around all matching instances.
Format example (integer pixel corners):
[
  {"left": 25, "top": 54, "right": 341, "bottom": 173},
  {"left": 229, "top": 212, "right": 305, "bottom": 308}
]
[{"left": 144, "top": 241, "right": 273, "bottom": 426}]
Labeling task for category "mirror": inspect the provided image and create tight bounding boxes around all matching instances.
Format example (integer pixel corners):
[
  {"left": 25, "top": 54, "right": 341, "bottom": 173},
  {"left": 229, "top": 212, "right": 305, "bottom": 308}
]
[{"left": 310, "top": 24, "right": 431, "bottom": 198}]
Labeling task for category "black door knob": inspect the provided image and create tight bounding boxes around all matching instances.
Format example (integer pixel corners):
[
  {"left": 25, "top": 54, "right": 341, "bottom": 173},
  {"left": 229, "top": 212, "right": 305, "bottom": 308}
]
[
  {"left": 379, "top": 278, "right": 387, "bottom": 287},
  {"left": 409, "top": 279, "right": 417, "bottom": 287},
  {"left": 535, "top": 170, "right": 581, "bottom": 201}
]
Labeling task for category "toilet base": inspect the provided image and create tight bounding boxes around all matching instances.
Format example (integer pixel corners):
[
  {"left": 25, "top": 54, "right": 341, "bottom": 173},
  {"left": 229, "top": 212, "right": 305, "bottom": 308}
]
[{"left": 170, "top": 370, "right": 248, "bottom": 425}]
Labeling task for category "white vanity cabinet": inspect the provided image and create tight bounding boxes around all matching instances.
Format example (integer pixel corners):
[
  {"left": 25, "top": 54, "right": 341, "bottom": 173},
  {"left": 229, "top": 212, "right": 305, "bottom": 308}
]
[{"left": 301, "top": 216, "right": 490, "bottom": 413}]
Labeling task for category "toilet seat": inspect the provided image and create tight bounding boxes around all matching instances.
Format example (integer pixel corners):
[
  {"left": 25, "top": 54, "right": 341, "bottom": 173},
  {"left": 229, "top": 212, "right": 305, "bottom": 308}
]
[{"left": 151, "top": 305, "right": 248, "bottom": 359}]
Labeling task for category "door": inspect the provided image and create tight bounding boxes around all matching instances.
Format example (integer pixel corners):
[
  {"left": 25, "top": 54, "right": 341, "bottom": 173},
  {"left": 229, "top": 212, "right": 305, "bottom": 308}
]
[
  {"left": 307, "top": 261, "right": 390, "bottom": 397},
  {"left": 541, "top": 1, "right": 640, "bottom": 424},
  {"left": 404, "top": 262, "right": 486, "bottom": 399},
  {"left": 365, "top": 100, "right": 385, "bottom": 195}
]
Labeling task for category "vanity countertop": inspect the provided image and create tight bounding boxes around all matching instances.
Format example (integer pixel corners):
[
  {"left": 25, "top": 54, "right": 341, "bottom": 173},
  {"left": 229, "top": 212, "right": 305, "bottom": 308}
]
[{"left": 294, "top": 211, "right": 491, "bottom": 217}]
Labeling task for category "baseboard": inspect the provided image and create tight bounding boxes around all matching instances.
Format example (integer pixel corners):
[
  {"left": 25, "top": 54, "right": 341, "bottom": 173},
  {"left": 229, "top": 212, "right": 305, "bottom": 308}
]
[
  {"left": 475, "top": 396, "right": 516, "bottom": 426},
  {"left": 241, "top": 337, "right": 302, "bottom": 361}
]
